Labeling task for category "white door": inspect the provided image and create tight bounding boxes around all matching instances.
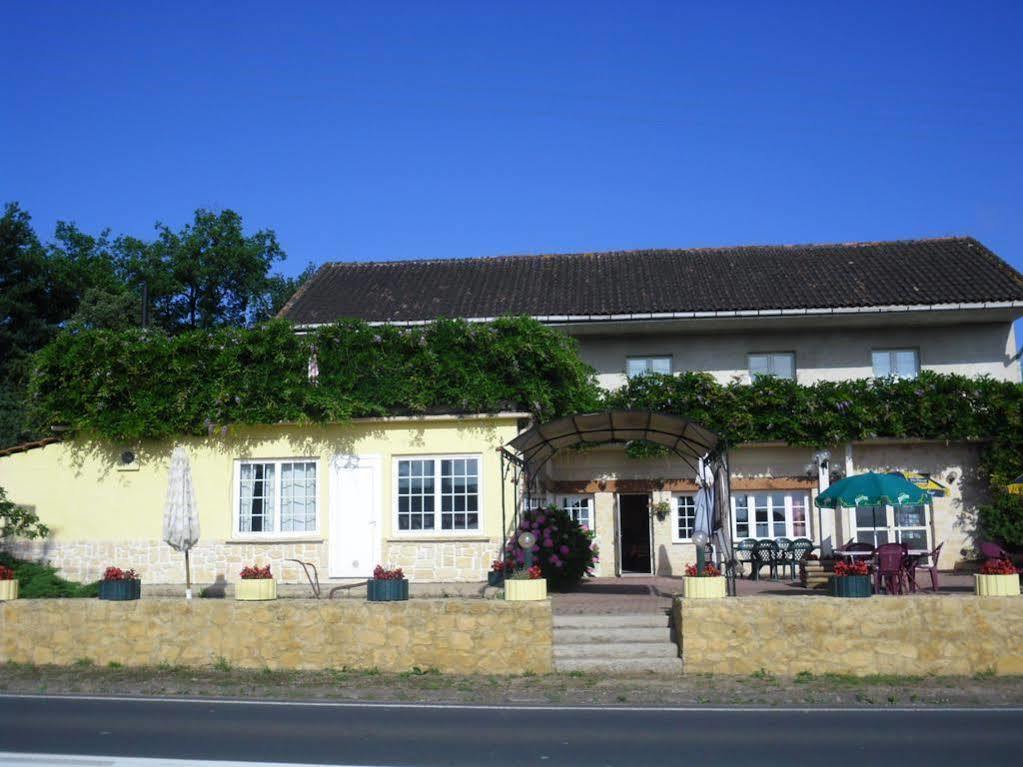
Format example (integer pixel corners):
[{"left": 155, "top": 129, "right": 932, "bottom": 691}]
[{"left": 329, "top": 454, "right": 381, "bottom": 578}]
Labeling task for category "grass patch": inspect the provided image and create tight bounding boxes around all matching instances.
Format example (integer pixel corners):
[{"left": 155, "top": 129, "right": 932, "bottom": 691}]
[
  {"left": 107, "top": 661, "right": 123, "bottom": 669},
  {"left": 213, "top": 657, "right": 232, "bottom": 672},
  {"left": 0, "top": 553, "right": 99, "bottom": 598},
  {"left": 73, "top": 658, "right": 94, "bottom": 668}
]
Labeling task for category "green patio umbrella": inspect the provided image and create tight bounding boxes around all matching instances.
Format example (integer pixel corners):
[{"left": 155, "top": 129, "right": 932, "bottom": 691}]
[{"left": 814, "top": 472, "right": 930, "bottom": 552}]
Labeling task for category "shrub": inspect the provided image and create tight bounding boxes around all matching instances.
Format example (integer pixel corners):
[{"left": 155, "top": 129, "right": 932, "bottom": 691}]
[
  {"left": 504, "top": 505, "right": 597, "bottom": 590},
  {"left": 978, "top": 492, "right": 1023, "bottom": 548},
  {"left": 0, "top": 486, "right": 49, "bottom": 541},
  {"left": 0, "top": 553, "right": 99, "bottom": 598}
]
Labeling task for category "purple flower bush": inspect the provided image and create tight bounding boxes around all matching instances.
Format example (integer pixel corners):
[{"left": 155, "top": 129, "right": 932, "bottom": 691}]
[{"left": 503, "top": 505, "right": 598, "bottom": 590}]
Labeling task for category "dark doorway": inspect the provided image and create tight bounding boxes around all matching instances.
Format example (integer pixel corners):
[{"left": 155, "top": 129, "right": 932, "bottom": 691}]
[{"left": 619, "top": 494, "right": 652, "bottom": 574}]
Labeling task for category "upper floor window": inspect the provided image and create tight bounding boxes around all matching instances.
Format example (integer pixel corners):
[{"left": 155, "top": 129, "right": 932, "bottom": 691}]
[
  {"left": 872, "top": 349, "right": 919, "bottom": 379},
  {"left": 627, "top": 356, "right": 672, "bottom": 378},
  {"left": 396, "top": 456, "right": 480, "bottom": 533},
  {"left": 237, "top": 459, "right": 317, "bottom": 535},
  {"left": 748, "top": 352, "right": 795, "bottom": 381}
]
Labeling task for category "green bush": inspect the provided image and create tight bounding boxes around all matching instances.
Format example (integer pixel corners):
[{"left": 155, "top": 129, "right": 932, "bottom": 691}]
[
  {"left": 978, "top": 491, "right": 1023, "bottom": 548},
  {"left": 0, "top": 552, "right": 99, "bottom": 598},
  {"left": 503, "top": 505, "right": 597, "bottom": 590}
]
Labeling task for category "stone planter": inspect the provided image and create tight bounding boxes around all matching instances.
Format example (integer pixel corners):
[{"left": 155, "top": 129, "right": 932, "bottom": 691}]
[
  {"left": 504, "top": 578, "right": 547, "bottom": 601},
  {"left": 487, "top": 572, "right": 505, "bottom": 587},
  {"left": 831, "top": 575, "right": 872, "bottom": 598},
  {"left": 975, "top": 573, "right": 1021, "bottom": 596},
  {"left": 235, "top": 579, "right": 277, "bottom": 601},
  {"left": 683, "top": 575, "right": 727, "bottom": 599},
  {"left": 99, "top": 579, "right": 141, "bottom": 601},
  {"left": 367, "top": 578, "right": 409, "bottom": 602},
  {"left": 0, "top": 579, "right": 18, "bottom": 601}
]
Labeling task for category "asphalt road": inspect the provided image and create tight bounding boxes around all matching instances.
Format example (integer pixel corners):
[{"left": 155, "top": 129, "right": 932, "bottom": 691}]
[{"left": 0, "top": 695, "right": 1021, "bottom": 766}]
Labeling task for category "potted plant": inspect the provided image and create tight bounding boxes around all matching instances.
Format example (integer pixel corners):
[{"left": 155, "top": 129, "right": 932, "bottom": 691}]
[
  {"left": 236, "top": 564, "right": 277, "bottom": 601},
  {"left": 99, "top": 567, "right": 141, "bottom": 601},
  {"left": 651, "top": 500, "right": 671, "bottom": 522},
  {"left": 487, "top": 559, "right": 509, "bottom": 587},
  {"left": 975, "top": 559, "right": 1020, "bottom": 596},
  {"left": 683, "top": 562, "right": 726, "bottom": 598},
  {"left": 367, "top": 565, "right": 409, "bottom": 602},
  {"left": 830, "top": 560, "right": 872, "bottom": 598},
  {"left": 504, "top": 565, "right": 547, "bottom": 601},
  {"left": 0, "top": 564, "right": 18, "bottom": 601}
]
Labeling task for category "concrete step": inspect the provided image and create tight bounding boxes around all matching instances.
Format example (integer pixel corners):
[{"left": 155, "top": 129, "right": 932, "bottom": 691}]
[
  {"left": 553, "top": 626, "right": 669, "bottom": 644},
  {"left": 554, "top": 656, "right": 683, "bottom": 674},
  {"left": 553, "top": 613, "right": 671, "bottom": 629},
  {"left": 554, "top": 642, "right": 678, "bottom": 660}
]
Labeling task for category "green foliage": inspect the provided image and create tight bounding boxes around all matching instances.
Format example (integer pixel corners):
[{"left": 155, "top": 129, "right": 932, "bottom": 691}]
[
  {"left": 606, "top": 371, "right": 1023, "bottom": 488},
  {"left": 28, "top": 317, "right": 600, "bottom": 440},
  {"left": 504, "top": 505, "right": 598, "bottom": 590},
  {"left": 0, "top": 552, "right": 99, "bottom": 598},
  {"left": 0, "top": 486, "right": 49, "bottom": 541},
  {"left": 978, "top": 492, "right": 1023, "bottom": 548}
]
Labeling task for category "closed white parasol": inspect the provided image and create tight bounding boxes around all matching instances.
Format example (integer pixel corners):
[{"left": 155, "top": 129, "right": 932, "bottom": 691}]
[{"left": 163, "top": 446, "right": 201, "bottom": 599}]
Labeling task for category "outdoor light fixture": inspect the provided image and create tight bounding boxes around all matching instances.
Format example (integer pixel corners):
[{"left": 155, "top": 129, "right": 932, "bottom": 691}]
[
  {"left": 691, "top": 530, "right": 709, "bottom": 573},
  {"left": 518, "top": 531, "right": 537, "bottom": 568}
]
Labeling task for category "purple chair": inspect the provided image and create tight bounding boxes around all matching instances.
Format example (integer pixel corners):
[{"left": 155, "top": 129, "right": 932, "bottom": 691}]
[
  {"left": 913, "top": 542, "right": 944, "bottom": 592},
  {"left": 980, "top": 541, "right": 1011, "bottom": 565},
  {"left": 875, "top": 543, "right": 909, "bottom": 595}
]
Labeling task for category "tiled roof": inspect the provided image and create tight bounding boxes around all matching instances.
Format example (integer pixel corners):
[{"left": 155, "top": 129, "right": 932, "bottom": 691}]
[{"left": 278, "top": 237, "right": 1023, "bottom": 325}]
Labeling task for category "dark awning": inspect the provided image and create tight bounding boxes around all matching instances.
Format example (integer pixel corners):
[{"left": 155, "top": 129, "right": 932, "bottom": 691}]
[{"left": 505, "top": 410, "right": 721, "bottom": 476}]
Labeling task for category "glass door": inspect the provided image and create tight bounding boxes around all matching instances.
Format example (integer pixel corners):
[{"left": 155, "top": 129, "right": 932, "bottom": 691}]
[{"left": 852, "top": 504, "right": 931, "bottom": 551}]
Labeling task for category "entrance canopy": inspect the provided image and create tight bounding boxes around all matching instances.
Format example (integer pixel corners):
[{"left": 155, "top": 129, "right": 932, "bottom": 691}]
[{"left": 505, "top": 410, "right": 722, "bottom": 478}]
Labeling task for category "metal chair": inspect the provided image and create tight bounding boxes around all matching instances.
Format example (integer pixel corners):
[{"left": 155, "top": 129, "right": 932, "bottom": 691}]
[
  {"left": 752, "top": 539, "right": 779, "bottom": 581},
  {"left": 979, "top": 541, "right": 1011, "bottom": 565},
  {"left": 913, "top": 542, "right": 944, "bottom": 592},
  {"left": 875, "top": 542, "right": 909, "bottom": 595},
  {"left": 734, "top": 539, "right": 756, "bottom": 578},
  {"left": 788, "top": 537, "right": 817, "bottom": 580}
]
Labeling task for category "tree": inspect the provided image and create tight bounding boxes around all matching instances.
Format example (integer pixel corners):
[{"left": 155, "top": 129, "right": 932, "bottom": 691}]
[
  {"left": 0, "top": 486, "right": 49, "bottom": 541},
  {"left": 252, "top": 261, "right": 318, "bottom": 322}
]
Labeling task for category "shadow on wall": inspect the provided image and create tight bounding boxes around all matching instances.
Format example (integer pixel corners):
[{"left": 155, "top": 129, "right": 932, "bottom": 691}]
[
  {"left": 956, "top": 461, "right": 990, "bottom": 559},
  {"left": 657, "top": 544, "right": 673, "bottom": 576}
]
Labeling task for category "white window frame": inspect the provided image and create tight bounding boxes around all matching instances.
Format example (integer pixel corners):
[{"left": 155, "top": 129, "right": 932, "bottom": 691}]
[
  {"left": 558, "top": 494, "right": 594, "bottom": 532},
  {"left": 872, "top": 348, "right": 920, "bottom": 380},
  {"left": 731, "top": 492, "right": 811, "bottom": 541},
  {"left": 852, "top": 504, "right": 931, "bottom": 551},
  {"left": 672, "top": 493, "right": 697, "bottom": 542},
  {"left": 392, "top": 454, "right": 483, "bottom": 536},
  {"left": 232, "top": 458, "right": 319, "bottom": 539},
  {"left": 626, "top": 355, "right": 672, "bottom": 378},
  {"left": 748, "top": 351, "right": 796, "bottom": 381}
]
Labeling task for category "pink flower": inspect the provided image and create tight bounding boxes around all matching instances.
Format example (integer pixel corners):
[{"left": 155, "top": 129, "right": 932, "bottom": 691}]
[{"left": 559, "top": 545, "right": 570, "bottom": 555}]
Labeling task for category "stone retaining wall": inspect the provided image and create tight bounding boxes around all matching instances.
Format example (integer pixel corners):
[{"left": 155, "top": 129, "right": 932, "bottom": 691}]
[
  {"left": 678, "top": 595, "right": 1023, "bottom": 675},
  {"left": 0, "top": 598, "right": 553, "bottom": 674}
]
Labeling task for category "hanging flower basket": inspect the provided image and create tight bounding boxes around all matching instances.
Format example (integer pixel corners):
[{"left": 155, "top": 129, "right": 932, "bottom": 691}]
[
  {"left": 99, "top": 567, "right": 141, "bottom": 601},
  {"left": 0, "top": 566, "right": 18, "bottom": 601},
  {"left": 367, "top": 565, "right": 409, "bottom": 602},
  {"left": 976, "top": 561, "right": 1020, "bottom": 596},
  {"left": 683, "top": 563, "right": 726, "bottom": 598},
  {"left": 236, "top": 564, "right": 277, "bottom": 601},
  {"left": 831, "top": 561, "right": 872, "bottom": 598}
]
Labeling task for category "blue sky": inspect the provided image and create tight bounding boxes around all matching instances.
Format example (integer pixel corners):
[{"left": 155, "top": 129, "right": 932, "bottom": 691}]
[{"left": 2, "top": 1, "right": 1021, "bottom": 278}]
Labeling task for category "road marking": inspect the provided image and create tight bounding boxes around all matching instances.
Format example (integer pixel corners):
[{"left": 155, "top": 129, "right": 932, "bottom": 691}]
[
  {"left": 0, "top": 753, "right": 394, "bottom": 767},
  {"left": 0, "top": 692, "right": 1020, "bottom": 714}
]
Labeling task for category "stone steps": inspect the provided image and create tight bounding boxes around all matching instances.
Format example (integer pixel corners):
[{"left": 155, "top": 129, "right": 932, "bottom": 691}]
[{"left": 552, "top": 612, "right": 681, "bottom": 674}]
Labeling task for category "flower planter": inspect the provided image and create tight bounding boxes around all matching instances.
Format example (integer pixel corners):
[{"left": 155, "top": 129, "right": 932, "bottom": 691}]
[
  {"left": 487, "top": 572, "right": 505, "bottom": 587},
  {"left": 830, "top": 575, "right": 872, "bottom": 598},
  {"left": 367, "top": 578, "right": 409, "bottom": 602},
  {"left": 504, "top": 578, "right": 547, "bottom": 601},
  {"left": 683, "top": 575, "right": 727, "bottom": 599},
  {"left": 975, "top": 573, "right": 1021, "bottom": 596},
  {"left": 235, "top": 579, "right": 277, "bottom": 601},
  {"left": 99, "top": 579, "right": 141, "bottom": 601},
  {"left": 0, "top": 580, "right": 19, "bottom": 600}
]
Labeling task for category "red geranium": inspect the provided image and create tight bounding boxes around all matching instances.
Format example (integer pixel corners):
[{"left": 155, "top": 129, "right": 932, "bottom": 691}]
[
  {"left": 102, "top": 566, "right": 140, "bottom": 581},
  {"left": 0, "top": 565, "right": 15, "bottom": 581},
  {"left": 685, "top": 563, "right": 721, "bottom": 577},
  {"left": 491, "top": 559, "right": 511, "bottom": 573},
  {"left": 527, "top": 565, "right": 543, "bottom": 580},
  {"left": 240, "top": 564, "right": 272, "bottom": 580},
  {"left": 373, "top": 565, "right": 405, "bottom": 581},
  {"left": 980, "top": 559, "right": 1019, "bottom": 576},
  {"left": 833, "top": 561, "right": 869, "bottom": 577}
]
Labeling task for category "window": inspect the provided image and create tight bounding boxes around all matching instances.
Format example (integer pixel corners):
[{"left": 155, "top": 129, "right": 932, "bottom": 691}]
[
  {"left": 237, "top": 460, "right": 317, "bottom": 535},
  {"left": 627, "top": 356, "right": 672, "bottom": 378},
  {"left": 872, "top": 349, "right": 919, "bottom": 379},
  {"left": 748, "top": 352, "right": 795, "bottom": 380},
  {"left": 854, "top": 504, "right": 930, "bottom": 550},
  {"left": 674, "top": 494, "right": 696, "bottom": 540},
  {"left": 731, "top": 492, "right": 811, "bottom": 540},
  {"left": 559, "top": 495, "right": 593, "bottom": 531},
  {"left": 396, "top": 456, "right": 480, "bottom": 533}
]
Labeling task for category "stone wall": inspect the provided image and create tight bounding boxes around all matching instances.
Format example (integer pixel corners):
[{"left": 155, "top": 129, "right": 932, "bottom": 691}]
[
  {"left": 678, "top": 595, "right": 1023, "bottom": 675},
  {"left": 383, "top": 539, "right": 496, "bottom": 582},
  {"left": 0, "top": 598, "right": 553, "bottom": 674}
]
